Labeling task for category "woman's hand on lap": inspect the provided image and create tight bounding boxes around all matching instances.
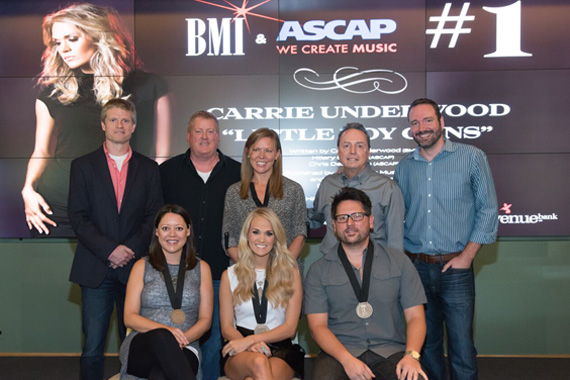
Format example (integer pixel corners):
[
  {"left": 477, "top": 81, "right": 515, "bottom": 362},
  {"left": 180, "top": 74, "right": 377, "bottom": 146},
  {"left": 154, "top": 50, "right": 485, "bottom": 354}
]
[
  {"left": 248, "top": 342, "right": 272, "bottom": 357},
  {"left": 222, "top": 336, "right": 254, "bottom": 357},
  {"left": 166, "top": 326, "right": 189, "bottom": 347}
]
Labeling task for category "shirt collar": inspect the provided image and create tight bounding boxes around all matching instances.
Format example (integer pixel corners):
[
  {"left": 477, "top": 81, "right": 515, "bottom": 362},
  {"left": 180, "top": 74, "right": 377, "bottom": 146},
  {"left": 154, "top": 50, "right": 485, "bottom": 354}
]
[
  {"left": 323, "top": 241, "right": 371, "bottom": 262},
  {"left": 185, "top": 148, "right": 223, "bottom": 166},
  {"left": 103, "top": 142, "right": 132, "bottom": 162},
  {"left": 412, "top": 138, "right": 455, "bottom": 161},
  {"left": 341, "top": 164, "right": 373, "bottom": 184}
]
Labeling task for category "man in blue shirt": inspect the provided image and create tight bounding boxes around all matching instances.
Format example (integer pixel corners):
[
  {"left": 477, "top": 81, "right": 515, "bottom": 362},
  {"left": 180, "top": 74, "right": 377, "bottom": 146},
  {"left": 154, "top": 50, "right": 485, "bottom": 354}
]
[{"left": 394, "top": 98, "right": 498, "bottom": 380}]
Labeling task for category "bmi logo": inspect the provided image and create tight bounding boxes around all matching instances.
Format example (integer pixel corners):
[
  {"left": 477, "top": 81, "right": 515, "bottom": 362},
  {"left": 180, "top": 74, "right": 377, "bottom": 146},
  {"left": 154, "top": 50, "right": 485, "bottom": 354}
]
[
  {"left": 186, "top": 18, "right": 245, "bottom": 56},
  {"left": 187, "top": 0, "right": 283, "bottom": 56},
  {"left": 498, "top": 203, "right": 558, "bottom": 224}
]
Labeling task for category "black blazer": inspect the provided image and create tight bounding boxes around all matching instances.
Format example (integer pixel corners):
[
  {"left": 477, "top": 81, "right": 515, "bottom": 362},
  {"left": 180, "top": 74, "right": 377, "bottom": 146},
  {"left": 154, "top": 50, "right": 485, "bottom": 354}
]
[{"left": 68, "top": 146, "right": 163, "bottom": 288}]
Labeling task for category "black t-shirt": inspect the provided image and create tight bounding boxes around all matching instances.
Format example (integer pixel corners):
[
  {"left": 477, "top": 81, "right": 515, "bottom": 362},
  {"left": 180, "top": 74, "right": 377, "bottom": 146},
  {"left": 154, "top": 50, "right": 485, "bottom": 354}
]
[{"left": 160, "top": 150, "right": 241, "bottom": 279}]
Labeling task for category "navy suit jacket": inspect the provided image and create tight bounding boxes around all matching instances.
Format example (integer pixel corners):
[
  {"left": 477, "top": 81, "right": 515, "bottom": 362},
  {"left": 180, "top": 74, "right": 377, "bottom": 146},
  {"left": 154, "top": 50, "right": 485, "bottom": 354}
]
[{"left": 68, "top": 146, "right": 163, "bottom": 288}]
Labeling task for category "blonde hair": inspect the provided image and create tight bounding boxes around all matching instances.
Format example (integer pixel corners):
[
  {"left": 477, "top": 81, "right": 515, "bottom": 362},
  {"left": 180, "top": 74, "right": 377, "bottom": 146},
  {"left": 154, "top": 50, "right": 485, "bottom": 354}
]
[
  {"left": 240, "top": 128, "right": 283, "bottom": 199},
  {"left": 187, "top": 110, "right": 219, "bottom": 134},
  {"left": 101, "top": 98, "right": 136, "bottom": 124},
  {"left": 39, "top": 3, "right": 139, "bottom": 105},
  {"left": 233, "top": 208, "right": 297, "bottom": 309}
]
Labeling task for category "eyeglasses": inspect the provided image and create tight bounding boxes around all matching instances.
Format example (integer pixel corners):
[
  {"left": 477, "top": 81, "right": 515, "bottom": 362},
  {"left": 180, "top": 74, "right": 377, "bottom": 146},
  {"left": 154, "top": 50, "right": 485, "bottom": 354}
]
[{"left": 334, "top": 212, "right": 370, "bottom": 223}]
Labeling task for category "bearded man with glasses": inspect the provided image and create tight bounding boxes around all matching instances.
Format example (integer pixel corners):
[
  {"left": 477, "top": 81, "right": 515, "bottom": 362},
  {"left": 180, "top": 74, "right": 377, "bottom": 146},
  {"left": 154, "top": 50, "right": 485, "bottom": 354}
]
[{"left": 305, "top": 187, "right": 428, "bottom": 380}]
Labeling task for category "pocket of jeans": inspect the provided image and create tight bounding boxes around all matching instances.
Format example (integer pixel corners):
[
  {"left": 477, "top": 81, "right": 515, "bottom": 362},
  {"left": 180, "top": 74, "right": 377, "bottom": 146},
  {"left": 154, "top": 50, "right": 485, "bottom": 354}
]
[
  {"left": 447, "top": 267, "right": 471, "bottom": 272},
  {"left": 442, "top": 267, "right": 475, "bottom": 296}
]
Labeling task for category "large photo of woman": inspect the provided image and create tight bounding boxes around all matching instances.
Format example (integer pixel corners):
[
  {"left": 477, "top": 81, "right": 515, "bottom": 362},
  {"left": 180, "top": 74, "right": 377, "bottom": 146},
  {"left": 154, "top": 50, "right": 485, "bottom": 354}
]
[{"left": 21, "top": 2, "right": 172, "bottom": 237}]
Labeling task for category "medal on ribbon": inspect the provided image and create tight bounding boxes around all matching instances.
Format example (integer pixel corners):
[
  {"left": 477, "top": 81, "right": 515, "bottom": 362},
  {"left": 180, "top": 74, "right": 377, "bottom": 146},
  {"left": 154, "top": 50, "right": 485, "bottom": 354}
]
[
  {"left": 251, "top": 279, "right": 269, "bottom": 334},
  {"left": 161, "top": 251, "right": 187, "bottom": 324},
  {"left": 338, "top": 241, "right": 375, "bottom": 319}
]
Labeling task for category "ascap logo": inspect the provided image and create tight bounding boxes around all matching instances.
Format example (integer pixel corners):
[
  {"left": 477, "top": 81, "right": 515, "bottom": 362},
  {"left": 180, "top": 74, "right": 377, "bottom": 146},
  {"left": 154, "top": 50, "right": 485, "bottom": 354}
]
[
  {"left": 498, "top": 203, "right": 558, "bottom": 224},
  {"left": 276, "top": 19, "right": 397, "bottom": 42}
]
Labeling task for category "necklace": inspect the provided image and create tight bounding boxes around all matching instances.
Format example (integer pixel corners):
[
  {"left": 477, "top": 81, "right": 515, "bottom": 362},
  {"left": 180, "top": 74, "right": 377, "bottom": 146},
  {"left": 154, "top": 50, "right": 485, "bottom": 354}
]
[{"left": 255, "top": 269, "right": 266, "bottom": 298}]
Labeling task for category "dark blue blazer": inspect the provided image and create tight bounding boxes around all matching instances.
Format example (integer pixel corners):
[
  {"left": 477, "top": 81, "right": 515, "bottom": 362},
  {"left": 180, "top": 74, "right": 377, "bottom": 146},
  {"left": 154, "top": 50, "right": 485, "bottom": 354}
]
[{"left": 68, "top": 146, "right": 163, "bottom": 288}]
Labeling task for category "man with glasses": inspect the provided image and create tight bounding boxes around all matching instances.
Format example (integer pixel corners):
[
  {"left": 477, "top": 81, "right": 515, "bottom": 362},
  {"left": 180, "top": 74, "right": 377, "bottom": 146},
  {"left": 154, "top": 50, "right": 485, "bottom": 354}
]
[
  {"left": 305, "top": 187, "right": 428, "bottom": 380},
  {"left": 394, "top": 98, "right": 498, "bottom": 380},
  {"left": 309, "top": 122, "right": 405, "bottom": 253}
]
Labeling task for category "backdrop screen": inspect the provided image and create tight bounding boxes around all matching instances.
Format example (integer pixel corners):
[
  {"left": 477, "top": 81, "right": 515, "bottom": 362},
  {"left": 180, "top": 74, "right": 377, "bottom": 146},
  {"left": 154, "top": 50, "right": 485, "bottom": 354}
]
[{"left": 1, "top": 0, "right": 568, "bottom": 237}]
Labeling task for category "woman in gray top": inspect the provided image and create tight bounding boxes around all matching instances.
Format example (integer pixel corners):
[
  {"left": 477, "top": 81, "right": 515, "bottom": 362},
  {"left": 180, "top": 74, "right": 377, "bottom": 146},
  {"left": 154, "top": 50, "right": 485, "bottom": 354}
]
[
  {"left": 120, "top": 204, "right": 213, "bottom": 380},
  {"left": 222, "top": 128, "right": 307, "bottom": 265}
]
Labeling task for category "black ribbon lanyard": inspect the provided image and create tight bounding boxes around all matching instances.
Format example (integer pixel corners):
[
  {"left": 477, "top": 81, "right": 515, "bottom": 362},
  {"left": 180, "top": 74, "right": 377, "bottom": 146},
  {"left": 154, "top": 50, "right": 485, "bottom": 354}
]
[
  {"left": 161, "top": 250, "right": 187, "bottom": 310},
  {"left": 250, "top": 181, "right": 270, "bottom": 207},
  {"left": 251, "top": 280, "right": 269, "bottom": 324},
  {"left": 337, "top": 241, "right": 374, "bottom": 303}
]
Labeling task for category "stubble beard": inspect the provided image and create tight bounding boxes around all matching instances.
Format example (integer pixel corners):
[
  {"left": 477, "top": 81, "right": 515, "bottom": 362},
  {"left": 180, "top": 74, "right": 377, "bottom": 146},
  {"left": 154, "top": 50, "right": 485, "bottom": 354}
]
[{"left": 413, "top": 124, "right": 443, "bottom": 150}]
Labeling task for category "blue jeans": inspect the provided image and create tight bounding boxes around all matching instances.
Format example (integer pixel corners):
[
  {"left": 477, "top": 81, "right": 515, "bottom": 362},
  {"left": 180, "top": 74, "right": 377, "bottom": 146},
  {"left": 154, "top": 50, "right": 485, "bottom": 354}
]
[
  {"left": 413, "top": 260, "right": 477, "bottom": 380},
  {"left": 80, "top": 270, "right": 126, "bottom": 380},
  {"left": 200, "top": 279, "right": 221, "bottom": 380}
]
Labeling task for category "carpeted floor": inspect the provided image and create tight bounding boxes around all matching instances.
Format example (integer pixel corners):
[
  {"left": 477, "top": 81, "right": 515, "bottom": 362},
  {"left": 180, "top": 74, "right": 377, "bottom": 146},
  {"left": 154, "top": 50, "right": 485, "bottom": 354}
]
[{"left": 0, "top": 356, "right": 568, "bottom": 379}]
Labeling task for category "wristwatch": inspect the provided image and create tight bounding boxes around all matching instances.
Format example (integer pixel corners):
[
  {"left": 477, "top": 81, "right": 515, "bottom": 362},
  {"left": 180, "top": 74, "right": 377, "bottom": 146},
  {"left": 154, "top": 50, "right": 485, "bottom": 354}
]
[{"left": 405, "top": 350, "right": 421, "bottom": 361}]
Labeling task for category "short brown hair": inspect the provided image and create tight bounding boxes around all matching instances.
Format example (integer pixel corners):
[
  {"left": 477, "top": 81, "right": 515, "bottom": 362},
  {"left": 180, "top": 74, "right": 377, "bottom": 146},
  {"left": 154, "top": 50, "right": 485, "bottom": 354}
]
[
  {"left": 331, "top": 187, "right": 372, "bottom": 219},
  {"left": 101, "top": 98, "right": 136, "bottom": 124},
  {"left": 337, "top": 122, "right": 370, "bottom": 148},
  {"left": 408, "top": 98, "right": 442, "bottom": 122}
]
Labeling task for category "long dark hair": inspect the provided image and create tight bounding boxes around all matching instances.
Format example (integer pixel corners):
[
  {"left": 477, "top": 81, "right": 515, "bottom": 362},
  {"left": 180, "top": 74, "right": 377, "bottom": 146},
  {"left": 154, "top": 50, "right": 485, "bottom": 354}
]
[{"left": 148, "top": 204, "right": 197, "bottom": 271}]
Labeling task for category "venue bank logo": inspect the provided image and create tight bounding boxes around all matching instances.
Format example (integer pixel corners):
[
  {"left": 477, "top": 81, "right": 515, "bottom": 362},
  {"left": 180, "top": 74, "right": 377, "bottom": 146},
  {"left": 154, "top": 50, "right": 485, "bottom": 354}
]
[
  {"left": 498, "top": 203, "right": 558, "bottom": 225},
  {"left": 499, "top": 203, "right": 512, "bottom": 214}
]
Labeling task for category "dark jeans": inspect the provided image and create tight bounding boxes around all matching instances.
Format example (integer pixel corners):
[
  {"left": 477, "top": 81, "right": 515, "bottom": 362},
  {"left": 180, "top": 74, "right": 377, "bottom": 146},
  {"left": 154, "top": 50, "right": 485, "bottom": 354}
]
[
  {"left": 413, "top": 260, "right": 477, "bottom": 380},
  {"left": 127, "top": 328, "right": 198, "bottom": 380},
  {"left": 80, "top": 270, "right": 127, "bottom": 380},
  {"left": 312, "top": 350, "right": 420, "bottom": 380},
  {"left": 200, "top": 279, "right": 221, "bottom": 380}
]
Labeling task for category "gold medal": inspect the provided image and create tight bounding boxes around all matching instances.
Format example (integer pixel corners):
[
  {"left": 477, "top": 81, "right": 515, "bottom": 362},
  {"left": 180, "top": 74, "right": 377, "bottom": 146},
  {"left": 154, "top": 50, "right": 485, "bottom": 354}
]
[
  {"left": 254, "top": 324, "right": 270, "bottom": 334},
  {"left": 356, "top": 302, "right": 373, "bottom": 319},
  {"left": 171, "top": 309, "right": 186, "bottom": 324}
]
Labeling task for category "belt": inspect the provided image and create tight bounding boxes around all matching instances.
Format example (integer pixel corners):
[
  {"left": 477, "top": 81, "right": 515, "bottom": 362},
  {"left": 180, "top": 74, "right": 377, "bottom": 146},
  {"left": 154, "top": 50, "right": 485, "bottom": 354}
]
[{"left": 405, "top": 251, "right": 461, "bottom": 264}]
